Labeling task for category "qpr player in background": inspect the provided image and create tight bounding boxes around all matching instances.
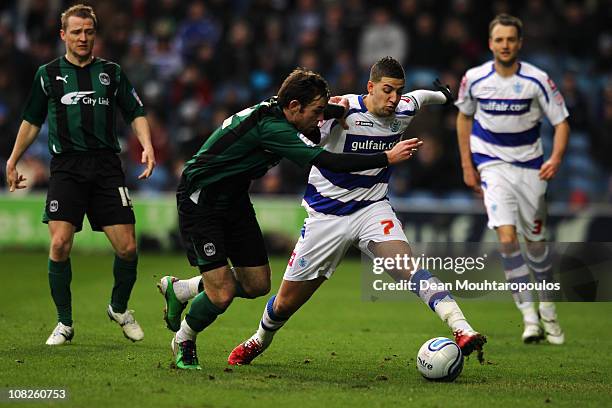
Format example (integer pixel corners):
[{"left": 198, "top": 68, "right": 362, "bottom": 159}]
[
  {"left": 456, "top": 14, "right": 570, "bottom": 344},
  {"left": 5, "top": 4, "right": 156, "bottom": 345}
]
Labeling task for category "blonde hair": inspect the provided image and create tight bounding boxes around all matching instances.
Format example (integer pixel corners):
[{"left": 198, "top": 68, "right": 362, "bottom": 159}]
[{"left": 61, "top": 4, "right": 98, "bottom": 31}]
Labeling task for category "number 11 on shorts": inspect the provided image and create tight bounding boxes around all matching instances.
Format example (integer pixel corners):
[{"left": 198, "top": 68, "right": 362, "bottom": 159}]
[{"left": 381, "top": 219, "right": 394, "bottom": 235}]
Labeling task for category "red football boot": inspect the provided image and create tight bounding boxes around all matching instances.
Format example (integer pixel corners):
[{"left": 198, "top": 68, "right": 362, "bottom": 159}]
[
  {"left": 454, "top": 330, "right": 487, "bottom": 364},
  {"left": 228, "top": 338, "right": 265, "bottom": 365}
]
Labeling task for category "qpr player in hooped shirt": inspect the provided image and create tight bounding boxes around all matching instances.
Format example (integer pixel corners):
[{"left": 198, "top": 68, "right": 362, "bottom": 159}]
[{"left": 456, "top": 14, "right": 570, "bottom": 346}]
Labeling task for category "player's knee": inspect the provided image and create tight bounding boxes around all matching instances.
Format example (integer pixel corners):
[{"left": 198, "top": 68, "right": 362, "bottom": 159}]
[
  {"left": 207, "top": 287, "right": 236, "bottom": 310},
  {"left": 49, "top": 236, "right": 72, "bottom": 260},
  {"left": 498, "top": 232, "right": 518, "bottom": 247},
  {"left": 115, "top": 242, "right": 137, "bottom": 261},
  {"left": 241, "top": 280, "right": 271, "bottom": 299}
]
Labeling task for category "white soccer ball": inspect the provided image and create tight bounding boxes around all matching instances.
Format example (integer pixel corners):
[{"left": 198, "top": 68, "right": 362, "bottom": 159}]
[{"left": 416, "top": 337, "right": 464, "bottom": 382}]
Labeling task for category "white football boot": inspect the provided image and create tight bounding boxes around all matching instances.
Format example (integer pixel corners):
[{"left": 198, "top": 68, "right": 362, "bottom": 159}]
[
  {"left": 521, "top": 323, "right": 544, "bottom": 343},
  {"left": 107, "top": 305, "right": 144, "bottom": 342},
  {"left": 46, "top": 322, "right": 74, "bottom": 345},
  {"left": 539, "top": 303, "right": 564, "bottom": 345}
]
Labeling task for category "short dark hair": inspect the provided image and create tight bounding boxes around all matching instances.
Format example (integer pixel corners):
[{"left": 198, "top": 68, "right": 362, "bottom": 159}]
[
  {"left": 369, "top": 56, "right": 405, "bottom": 82},
  {"left": 61, "top": 4, "right": 98, "bottom": 31},
  {"left": 277, "top": 67, "right": 330, "bottom": 109},
  {"left": 489, "top": 14, "right": 522, "bottom": 39}
]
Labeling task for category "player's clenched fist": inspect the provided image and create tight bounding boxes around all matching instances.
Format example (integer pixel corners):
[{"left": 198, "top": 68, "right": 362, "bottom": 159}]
[{"left": 385, "top": 138, "right": 423, "bottom": 164}]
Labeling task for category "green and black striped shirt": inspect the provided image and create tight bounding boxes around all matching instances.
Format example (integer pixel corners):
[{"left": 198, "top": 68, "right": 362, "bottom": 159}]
[
  {"left": 183, "top": 98, "right": 324, "bottom": 195},
  {"left": 22, "top": 56, "right": 145, "bottom": 154}
]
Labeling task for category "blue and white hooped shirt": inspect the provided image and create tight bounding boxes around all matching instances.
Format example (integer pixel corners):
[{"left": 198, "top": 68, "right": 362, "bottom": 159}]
[
  {"left": 455, "top": 60, "right": 569, "bottom": 170},
  {"left": 302, "top": 93, "right": 420, "bottom": 216}
]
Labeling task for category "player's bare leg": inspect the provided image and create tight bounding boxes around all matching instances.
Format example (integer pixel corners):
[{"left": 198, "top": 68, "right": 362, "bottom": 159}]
[
  {"left": 173, "top": 263, "right": 271, "bottom": 369},
  {"left": 228, "top": 277, "right": 326, "bottom": 365},
  {"left": 46, "top": 221, "right": 76, "bottom": 345},
  {"left": 525, "top": 239, "right": 564, "bottom": 344},
  {"left": 158, "top": 264, "right": 271, "bottom": 332},
  {"left": 496, "top": 225, "right": 543, "bottom": 343},
  {"left": 368, "top": 240, "right": 486, "bottom": 361}
]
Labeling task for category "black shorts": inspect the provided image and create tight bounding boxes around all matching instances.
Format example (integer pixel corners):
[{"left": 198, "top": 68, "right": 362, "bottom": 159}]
[
  {"left": 177, "top": 177, "right": 268, "bottom": 271},
  {"left": 43, "top": 151, "right": 135, "bottom": 232}
]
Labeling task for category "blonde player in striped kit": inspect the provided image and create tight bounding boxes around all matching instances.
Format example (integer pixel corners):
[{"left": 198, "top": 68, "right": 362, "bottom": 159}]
[{"left": 456, "top": 14, "right": 570, "bottom": 344}]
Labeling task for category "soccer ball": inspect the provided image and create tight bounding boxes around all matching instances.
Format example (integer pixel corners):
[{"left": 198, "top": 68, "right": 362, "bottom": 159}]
[{"left": 416, "top": 337, "right": 464, "bottom": 382}]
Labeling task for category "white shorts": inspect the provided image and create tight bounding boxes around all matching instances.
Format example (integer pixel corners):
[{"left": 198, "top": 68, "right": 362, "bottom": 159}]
[
  {"left": 480, "top": 162, "right": 547, "bottom": 240},
  {"left": 283, "top": 200, "right": 408, "bottom": 281}
]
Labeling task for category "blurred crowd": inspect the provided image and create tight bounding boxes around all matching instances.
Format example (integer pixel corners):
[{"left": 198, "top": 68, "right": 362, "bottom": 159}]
[{"left": 0, "top": 0, "right": 610, "bottom": 206}]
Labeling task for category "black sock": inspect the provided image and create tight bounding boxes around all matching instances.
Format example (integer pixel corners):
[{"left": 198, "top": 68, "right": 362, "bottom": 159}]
[
  {"left": 48, "top": 258, "right": 72, "bottom": 326},
  {"left": 110, "top": 255, "right": 138, "bottom": 313}
]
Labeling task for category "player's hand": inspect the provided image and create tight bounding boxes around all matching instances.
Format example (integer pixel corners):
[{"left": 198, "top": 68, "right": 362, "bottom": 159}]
[
  {"left": 138, "top": 148, "right": 156, "bottom": 179},
  {"left": 386, "top": 138, "right": 423, "bottom": 165},
  {"left": 539, "top": 157, "right": 561, "bottom": 180},
  {"left": 6, "top": 161, "right": 27, "bottom": 192},
  {"left": 433, "top": 78, "right": 454, "bottom": 106},
  {"left": 462, "top": 165, "right": 483, "bottom": 197},
  {"left": 327, "top": 96, "right": 349, "bottom": 129}
]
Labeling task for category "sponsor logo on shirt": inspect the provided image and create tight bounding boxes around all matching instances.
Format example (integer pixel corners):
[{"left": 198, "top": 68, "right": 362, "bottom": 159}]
[
  {"left": 478, "top": 98, "right": 532, "bottom": 115},
  {"left": 61, "top": 91, "right": 109, "bottom": 106},
  {"left": 344, "top": 133, "right": 401, "bottom": 153},
  {"left": 355, "top": 120, "right": 374, "bottom": 127}
]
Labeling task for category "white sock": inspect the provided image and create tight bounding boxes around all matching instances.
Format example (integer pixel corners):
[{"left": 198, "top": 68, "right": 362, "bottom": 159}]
[
  {"left": 254, "top": 324, "right": 276, "bottom": 349},
  {"left": 434, "top": 299, "right": 474, "bottom": 333},
  {"left": 175, "top": 319, "right": 197, "bottom": 343},
  {"left": 254, "top": 295, "right": 288, "bottom": 348},
  {"left": 539, "top": 301, "right": 557, "bottom": 321},
  {"left": 517, "top": 301, "right": 539, "bottom": 325},
  {"left": 173, "top": 276, "right": 202, "bottom": 303}
]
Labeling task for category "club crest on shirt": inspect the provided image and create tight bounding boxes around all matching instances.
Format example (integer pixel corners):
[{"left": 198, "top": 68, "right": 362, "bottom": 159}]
[
  {"left": 99, "top": 72, "right": 110, "bottom": 86},
  {"left": 513, "top": 82, "right": 523, "bottom": 93},
  {"left": 390, "top": 119, "right": 401, "bottom": 132},
  {"left": 298, "top": 256, "right": 308, "bottom": 268}
]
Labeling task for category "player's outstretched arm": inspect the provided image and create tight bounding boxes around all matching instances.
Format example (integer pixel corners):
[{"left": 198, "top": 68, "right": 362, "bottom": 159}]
[
  {"left": 6, "top": 120, "right": 41, "bottom": 192},
  {"left": 456, "top": 112, "right": 482, "bottom": 196},
  {"left": 539, "top": 120, "right": 570, "bottom": 180},
  {"left": 131, "top": 116, "right": 156, "bottom": 179},
  {"left": 406, "top": 79, "right": 454, "bottom": 108}
]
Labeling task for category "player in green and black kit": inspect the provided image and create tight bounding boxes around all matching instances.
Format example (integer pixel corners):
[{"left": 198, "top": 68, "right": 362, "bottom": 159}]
[
  {"left": 5, "top": 4, "right": 156, "bottom": 345},
  {"left": 160, "top": 67, "right": 422, "bottom": 369}
]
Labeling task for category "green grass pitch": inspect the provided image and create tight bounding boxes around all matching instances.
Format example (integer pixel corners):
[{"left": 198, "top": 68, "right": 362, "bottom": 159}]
[{"left": 1, "top": 252, "right": 611, "bottom": 407}]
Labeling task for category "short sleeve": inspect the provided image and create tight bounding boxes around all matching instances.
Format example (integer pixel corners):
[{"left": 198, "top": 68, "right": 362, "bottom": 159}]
[
  {"left": 454, "top": 73, "right": 476, "bottom": 116},
  {"left": 116, "top": 69, "right": 146, "bottom": 123},
  {"left": 260, "top": 120, "right": 324, "bottom": 167},
  {"left": 22, "top": 66, "right": 49, "bottom": 126},
  {"left": 538, "top": 76, "right": 569, "bottom": 126}
]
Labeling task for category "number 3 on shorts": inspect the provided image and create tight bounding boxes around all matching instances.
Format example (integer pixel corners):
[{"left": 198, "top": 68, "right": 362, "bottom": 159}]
[
  {"left": 532, "top": 219, "right": 543, "bottom": 235},
  {"left": 380, "top": 219, "right": 394, "bottom": 235}
]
